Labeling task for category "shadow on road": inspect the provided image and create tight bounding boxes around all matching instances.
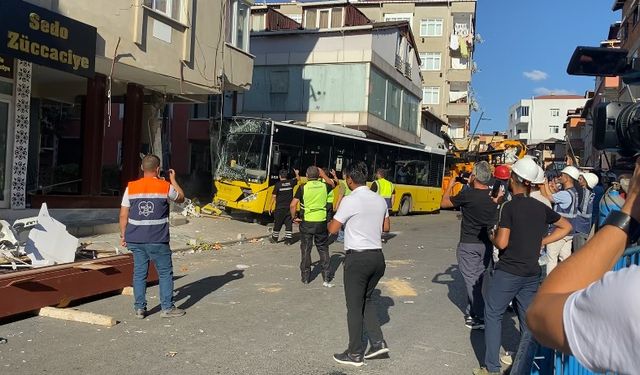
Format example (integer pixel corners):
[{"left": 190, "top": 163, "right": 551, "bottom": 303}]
[
  {"left": 431, "top": 264, "right": 467, "bottom": 314},
  {"left": 148, "top": 270, "right": 245, "bottom": 314},
  {"left": 371, "top": 288, "right": 394, "bottom": 326},
  {"left": 310, "top": 253, "right": 344, "bottom": 282}
]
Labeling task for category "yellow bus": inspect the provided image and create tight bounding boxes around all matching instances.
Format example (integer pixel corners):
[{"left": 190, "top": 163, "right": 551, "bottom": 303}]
[{"left": 213, "top": 117, "right": 446, "bottom": 216}]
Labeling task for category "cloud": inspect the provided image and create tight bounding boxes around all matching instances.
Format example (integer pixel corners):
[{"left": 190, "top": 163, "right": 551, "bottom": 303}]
[
  {"left": 523, "top": 70, "right": 549, "bottom": 81},
  {"left": 533, "top": 87, "right": 578, "bottom": 96}
]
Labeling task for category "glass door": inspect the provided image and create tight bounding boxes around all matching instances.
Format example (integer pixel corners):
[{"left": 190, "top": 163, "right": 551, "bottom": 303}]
[{"left": 0, "top": 99, "right": 10, "bottom": 207}]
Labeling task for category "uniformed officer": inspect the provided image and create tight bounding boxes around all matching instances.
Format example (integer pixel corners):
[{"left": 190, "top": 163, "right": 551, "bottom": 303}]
[
  {"left": 269, "top": 168, "right": 300, "bottom": 245},
  {"left": 371, "top": 168, "right": 395, "bottom": 210},
  {"left": 120, "top": 154, "right": 186, "bottom": 319},
  {"left": 290, "top": 166, "right": 337, "bottom": 285}
]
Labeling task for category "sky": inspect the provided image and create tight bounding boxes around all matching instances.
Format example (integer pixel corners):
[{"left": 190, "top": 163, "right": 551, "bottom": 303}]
[{"left": 471, "top": 1, "right": 621, "bottom": 133}]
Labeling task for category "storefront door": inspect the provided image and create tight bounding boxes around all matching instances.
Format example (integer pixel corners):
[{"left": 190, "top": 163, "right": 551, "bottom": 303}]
[{"left": 0, "top": 97, "right": 12, "bottom": 208}]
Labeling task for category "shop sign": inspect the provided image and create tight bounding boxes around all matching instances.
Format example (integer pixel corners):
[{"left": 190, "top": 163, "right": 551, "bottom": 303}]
[
  {"left": 0, "top": 55, "right": 13, "bottom": 79},
  {"left": 0, "top": 0, "right": 97, "bottom": 78}
]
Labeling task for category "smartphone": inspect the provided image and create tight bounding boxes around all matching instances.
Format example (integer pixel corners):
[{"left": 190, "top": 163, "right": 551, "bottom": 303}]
[{"left": 491, "top": 181, "right": 502, "bottom": 198}]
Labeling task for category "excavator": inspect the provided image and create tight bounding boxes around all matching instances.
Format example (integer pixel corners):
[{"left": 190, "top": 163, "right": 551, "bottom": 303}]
[{"left": 440, "top": 132, "right": 528, "bottom": 195}]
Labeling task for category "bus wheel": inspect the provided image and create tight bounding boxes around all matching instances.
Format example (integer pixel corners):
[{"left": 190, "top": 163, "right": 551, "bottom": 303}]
[{"left": 398, "top": 196, "right": 411, "bottom": 216}]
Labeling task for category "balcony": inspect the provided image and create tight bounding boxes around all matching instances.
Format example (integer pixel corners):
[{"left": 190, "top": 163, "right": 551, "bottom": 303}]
[
  {"left": 404, "top": 62, "right": 412, "bottom": 77},
  {"left": 447, "top": 102, "right": 470, "bottom": 117},
  {"left": 447, "top": 68, "right": 471, "bottom": 82},
  {"left": 395, "top": 55, "right": 404, "bottom": 72}
]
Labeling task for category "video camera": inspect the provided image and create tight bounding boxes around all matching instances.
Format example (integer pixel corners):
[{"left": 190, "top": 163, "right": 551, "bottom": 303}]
[{"left": 567, "top": 46, "right": 640, "bottom": 156}]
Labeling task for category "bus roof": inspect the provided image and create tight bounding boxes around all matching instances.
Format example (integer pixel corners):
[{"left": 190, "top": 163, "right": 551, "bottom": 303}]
[{"left": 230, "top": 117, "right": 447, "bottom": 156}]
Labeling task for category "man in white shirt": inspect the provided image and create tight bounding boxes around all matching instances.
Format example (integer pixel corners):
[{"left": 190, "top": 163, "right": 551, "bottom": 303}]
[
  {"left": 528, "top": 159, "right": 640, "bottom": 374},
  {"left": 328, "top": 162, "right": 391, "bottom": 367}
]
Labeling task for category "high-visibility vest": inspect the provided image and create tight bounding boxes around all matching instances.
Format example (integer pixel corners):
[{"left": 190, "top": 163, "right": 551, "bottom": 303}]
[
  {"left": 554, "top": 187, "right": 578, "bottom": 234},
  {"left": 125, "top": 177, "right": 171, "bottom": 243},
  {"left": 327, "top": 188, "right": 335, "bottom": 204},
  {"left": 341, "top": 180, "right": 352, "bottom": 196},
  {"left": 376, "top": 178, "right": 394, "bottom": 198},
  {"left": 303, "top": 180, "right": 329, "bottom": 222}
]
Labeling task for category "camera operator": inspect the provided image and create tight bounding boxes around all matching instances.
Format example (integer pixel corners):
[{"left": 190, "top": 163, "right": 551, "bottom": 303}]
[
  {"left": 527, "top": 158, "right": 640, "bottom": 375},
  {"left": 441, "top": 161, "right": 498, "bottom": 329}
]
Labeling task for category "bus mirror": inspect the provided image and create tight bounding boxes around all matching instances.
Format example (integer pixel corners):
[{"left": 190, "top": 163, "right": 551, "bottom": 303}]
[{"left": 273, "top": 151, "right": 281, "bottom": 166}]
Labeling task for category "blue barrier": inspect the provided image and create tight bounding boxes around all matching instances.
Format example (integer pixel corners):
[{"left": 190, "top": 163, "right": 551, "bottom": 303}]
[{"left": 531, "top": 246, "right": 640, "bottom": 375}]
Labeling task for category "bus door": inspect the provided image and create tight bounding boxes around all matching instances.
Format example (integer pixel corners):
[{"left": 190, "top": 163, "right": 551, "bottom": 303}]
[{"left": 271, "top": 143, "right": 302, "bottom": 180}]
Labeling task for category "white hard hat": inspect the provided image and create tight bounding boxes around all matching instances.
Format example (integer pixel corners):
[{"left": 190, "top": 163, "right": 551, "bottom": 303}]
[
  {"left": 561, "top": 166, "right": 580, "bottom": 180},
  {"left": 511, "top": 158, "right": 539, "bottom": 182},
  {"left": 532, "top": 166, "right": 545, "bottom": 184},
  {"left": 581, "top": 173, "right": 599, "bottom": 189}
]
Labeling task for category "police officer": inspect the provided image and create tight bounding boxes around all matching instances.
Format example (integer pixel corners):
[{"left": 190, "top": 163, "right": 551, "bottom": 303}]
[
  {"left": 371, "top": 168, "right": 395, "bottom": 211},
  {"left": 120, "top": 154, "right": 186, "bottom": 319},
  {"left": 270, "top": 169, "right": 300, "bottom": 245},
  {"left": 290, "top": 166, "right": 337, "bottom": 286}
]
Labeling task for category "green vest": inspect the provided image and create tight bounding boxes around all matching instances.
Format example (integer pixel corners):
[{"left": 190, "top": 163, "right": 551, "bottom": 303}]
[
  {"left": 303, "top": 180, "right": 328, "bottom": 222},
  {"left": 327, "top": 188, "right": 335, "bottom": 204},
  {"left": 341, "top": 180, "right": 351, "bottom": 196},
  {"left": 376, "top": 178, "right": 394, "bottom": 198}
]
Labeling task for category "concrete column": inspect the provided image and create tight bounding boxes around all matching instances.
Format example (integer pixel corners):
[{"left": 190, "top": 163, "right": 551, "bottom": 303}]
[
  {"left": 121, "top": 83, "right": 144, "bottom": 190},
  {"left": 81, "top": 74, "right": 107, "bottom": 195},
  {"left": 10, "top": 60, "right": 32, "bottom": 209}
]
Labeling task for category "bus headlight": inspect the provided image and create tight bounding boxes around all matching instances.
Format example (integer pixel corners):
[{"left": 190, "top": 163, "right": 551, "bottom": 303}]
[{"left": 241, "top": 193, "right": 258, "bottom": 202}]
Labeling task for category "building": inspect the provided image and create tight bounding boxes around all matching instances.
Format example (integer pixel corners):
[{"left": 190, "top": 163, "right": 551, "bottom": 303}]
[
  {"left": 507, "top": 95, "right": 588, "bottom": 145},
  {"left": 258, "top": 0, "right": 478, "bottom": 139},
  {"left": 0, "top": 0, "right": 254, "bottom": 209},
  {"left": 244, "top": 3, "right": 424, "bottom": 145}
]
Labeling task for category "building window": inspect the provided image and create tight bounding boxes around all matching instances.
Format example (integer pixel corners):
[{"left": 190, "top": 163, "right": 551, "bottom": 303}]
[
  {"left": 517, "top": 106, "right": 529, "bottom": 117},
  {"left": 225, "top": 0, "right": 251, "bottom": 52},
  {"left": 550, "top": 108, "right": 560, "bottom": 117},
  {"left": 144, "top": 0, "right": 184, "bottom": 22},
  {"left": 423, "top": 87, "right": 440, "bottom": 105},
  {"left": 288, "top": 14, "right": 302, "bottom": 24},
  {"left": 420, "top": 19, "right": 443, "bottom": 37},
  {"left": 549, "top": 125, "right": 559, "bottom": 134},
  {"left": 191, "top": 95, "right": 222, "bottom": 119},
  {"left": 305, "top": 8, "right": 342, "bottom": 29},
  {"left": 251, "top": 13, "right": 265, "bottom": 32},
  {"left": 420, "top": 52, "right": 441, "bottom": 71}
]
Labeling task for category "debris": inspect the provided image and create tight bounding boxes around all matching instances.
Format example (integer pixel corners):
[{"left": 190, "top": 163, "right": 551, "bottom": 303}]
[
  {"left": 166, "top": 351, "right": 178, "bottom": 357},
  {"left": 180, "top": 266, "right": 189, "bottom": 272},
  {"left": 248, "top": 238, "right": 262, "bottom": 243},
  {"left": 0, "top": 337, "right": 6, "bottom": 344},
  {"left": 201, "top": 204, "right": 222, "bottom": 216},
  {"left": 121, "top": 287, "right": 134, "bottom": 296},
  {"left": 403, "top": 300, "right": 415, "bottom": 304},
  {"left": 285, "top": 332, "right": 294, "bottom": 337},
  {"left": 237, "top": 233, "right": 246, "bottom": 241},
  {"left": 236, "top": 264, "right": 250, "bottom": 270},
  {"left": 25, "top": 204, "right": 79, "bottom": 267},
  {"left": 38, "top": 307, "right": 118, "bottom": 327},
  {"left": 188, "top": 239, "right": 197, "bottom": 246}
]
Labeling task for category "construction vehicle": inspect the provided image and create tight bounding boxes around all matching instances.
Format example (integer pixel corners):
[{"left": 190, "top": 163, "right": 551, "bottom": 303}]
[{"left": 441, "top": 133, "right": 528, "bottom": 195}]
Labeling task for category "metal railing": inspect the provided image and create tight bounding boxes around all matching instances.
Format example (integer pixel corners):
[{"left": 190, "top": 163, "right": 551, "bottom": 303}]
[{"left": 531, "top": 246, "right": 640, "bottom": 374}]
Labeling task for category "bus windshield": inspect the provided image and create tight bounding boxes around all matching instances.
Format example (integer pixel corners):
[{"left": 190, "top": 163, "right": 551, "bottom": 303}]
[{"left": 216, "top": 118, "right": 271, "bottom": 184}]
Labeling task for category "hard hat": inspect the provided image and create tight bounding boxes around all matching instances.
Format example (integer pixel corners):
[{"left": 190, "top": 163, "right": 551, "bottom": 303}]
[
  {"left": 561, "top": 166, "right": 580, "bottom": 180},
  {"left": 511, "top": 158, "right": 539, "bottom": 182},
  {"left": 581, "top": 173, "right": 599, "bottom": 189},
  {"left": 494, "top": 165, "right": 511, "bottom": 180},
  {"left": 532, "top": 166, "right": 545, "bottom": 184}
]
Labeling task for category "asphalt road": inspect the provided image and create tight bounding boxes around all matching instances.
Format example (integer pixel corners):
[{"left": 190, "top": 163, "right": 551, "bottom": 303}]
[{"left": 0, "top": 211, "right": 521, "bottom": 374}]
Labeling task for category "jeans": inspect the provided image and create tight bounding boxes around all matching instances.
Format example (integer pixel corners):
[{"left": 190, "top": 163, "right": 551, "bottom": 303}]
[
  {"left": 128, "top": 242, "right": 175, "bottom": 311},
  {"left": 457, "top": 242, "right": 492, "bottom": 319},
  {"left": 510, "top": 329, "right": 538, "bottom": 375},
  {"left": 483, "top": 268, "right": 540, "bottom": 373},
  {"left": 344, "top": 251, "right": 386, "bottom": 354},
  {"left": 299, "top": 221, "right": 330, "bottom": 281}
]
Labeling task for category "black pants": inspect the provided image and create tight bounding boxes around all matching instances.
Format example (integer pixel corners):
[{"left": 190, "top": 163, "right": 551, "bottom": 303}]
[
  {"left": 272, "top": 209, "right": 292, "bottom": 240},
  {"left": 299, "top": 221, "right": 330, "bottom": 280},
  {"left": 326, "top": 203, "right": 334, "bottom": 222},
  {"left": 344, "top": 251, "right": 386, "bottom": 354}
]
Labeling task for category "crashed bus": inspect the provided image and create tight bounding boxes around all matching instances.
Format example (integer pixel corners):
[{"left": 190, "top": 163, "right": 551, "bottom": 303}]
[{"left": 213, "top": 117, "right": 446, "bottom": 216}]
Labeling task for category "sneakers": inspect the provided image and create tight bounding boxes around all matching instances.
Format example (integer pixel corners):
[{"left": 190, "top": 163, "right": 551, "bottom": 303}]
[
  {"left": 465, "top": 316, "right": 485, "bottom": 330},
  {"left": 160, "top": 307, "right": 186, "bottom": 318},
  {"left": 284, "top": 238, "right": 293, "bottom": 245},
  {"left": 134, "top": 308, "right": 146, "bottom": 319},
  {"left": 333, "top": 351, "right": 364, "bottom": 367},
  {"left": 269, "top": 236, "right": 278, "bottom": 244},
  {"left": 501, "top": 353, "right": 513, "bottom": 366},
  {"left": 364, "top": 340, "right": 389, "bottom": 359},
  {"left": 322, "top": 281, "right": 334, "bottom": 288},
  {"left": 301, "top": 274, "right": 310, "bottom": 284},
  {"left": 472, "top": 367, "right": 500, "bottom": 375}
]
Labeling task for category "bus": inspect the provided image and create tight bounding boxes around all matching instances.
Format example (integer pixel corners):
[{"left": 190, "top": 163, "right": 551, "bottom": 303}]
[{"left": 213, "top": 117, "right": 446, "bottom": 216}]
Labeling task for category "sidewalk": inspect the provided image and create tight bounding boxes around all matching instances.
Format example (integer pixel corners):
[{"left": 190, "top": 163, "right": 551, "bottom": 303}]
[{"left": 78, "top": 215, "right": 272, "bottom": 252}]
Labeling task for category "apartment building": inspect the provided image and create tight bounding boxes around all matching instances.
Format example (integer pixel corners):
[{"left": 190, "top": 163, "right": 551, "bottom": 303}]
[
  {"left": 245, "top": 3, "right": 424, "bottom": 145},
  {"left": 507, "top": 95, "right": 588, "bottom": 145},
  {"left": 0, "top": 0, "right": 254, "bottom": 209},
  {"left": 261, "top": 0, "right": 477, "bottom": 140}
]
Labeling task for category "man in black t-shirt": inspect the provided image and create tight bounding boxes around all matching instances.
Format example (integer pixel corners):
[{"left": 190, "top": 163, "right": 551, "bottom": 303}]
[
  {"left": 270, "top": 169, "right": 299, "bottom": 245},
  {"left": 441, "top": 161, "right": 498, "bottom": 330},
  {"left": 474, "top": 158, "right": 571, "bottom": 375}
]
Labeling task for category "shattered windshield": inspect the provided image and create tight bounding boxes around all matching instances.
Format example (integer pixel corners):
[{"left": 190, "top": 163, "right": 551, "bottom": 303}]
[{"left": 216, "top": 118, "right": 271, "bottom": 184}]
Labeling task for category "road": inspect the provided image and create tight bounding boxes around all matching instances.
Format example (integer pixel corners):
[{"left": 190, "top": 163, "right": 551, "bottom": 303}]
[{"left": 0, "top": 211, "right": 521, "bottom": 374}]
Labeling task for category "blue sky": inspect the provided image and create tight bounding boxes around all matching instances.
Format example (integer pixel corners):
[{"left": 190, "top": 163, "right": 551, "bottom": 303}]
[{"left": 472, "top": 1, "right": 621, "bottom": 133}]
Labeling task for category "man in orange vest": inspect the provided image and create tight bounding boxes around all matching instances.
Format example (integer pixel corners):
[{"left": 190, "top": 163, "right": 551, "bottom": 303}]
[{"left": 120, "top": 155, "right": 186, "bottom": 319}]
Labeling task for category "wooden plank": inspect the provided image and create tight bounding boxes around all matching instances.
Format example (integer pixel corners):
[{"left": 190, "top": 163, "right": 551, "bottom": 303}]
[
  {"left": 121, "top": 286, "right": 134, "bottom": 296},
  {"left": 73, "top": 263, "right": 114, "bottom": 271},
  {"left": 38, "top": 307, "right": 118, "bottom": 327}
]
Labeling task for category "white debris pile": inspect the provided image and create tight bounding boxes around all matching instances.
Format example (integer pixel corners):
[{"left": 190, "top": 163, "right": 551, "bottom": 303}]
[{"left": 24, "top": 204, "right": 79, "bottom": 267}]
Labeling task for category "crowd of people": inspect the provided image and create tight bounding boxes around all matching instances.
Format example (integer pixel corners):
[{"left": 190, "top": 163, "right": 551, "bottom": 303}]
[{"left": 117, "top": 154, "right": 639, "bottom": 373}]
